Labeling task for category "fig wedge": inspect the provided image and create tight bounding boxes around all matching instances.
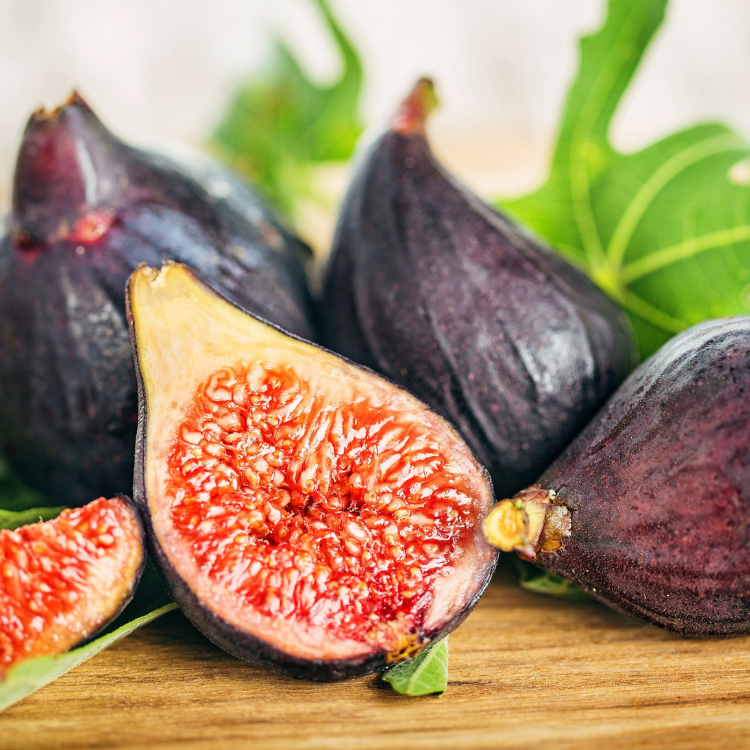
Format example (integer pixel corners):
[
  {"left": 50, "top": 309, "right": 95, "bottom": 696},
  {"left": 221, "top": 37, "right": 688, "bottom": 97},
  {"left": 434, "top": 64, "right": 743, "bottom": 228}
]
[
  {"left": 0, "top": 92, "right": 314, "bottom": 506},
  {"left": 0, "top": 496, "right": 145, "bottom": 675},
  {"left": 322, "top": 79, "right": 636, "bottom": 498},
  {"left": 484, "top": 317, "right": 750, "bottom": 636},
  {"left": 127, "top": 263, "right": 496, "bottom": 681}
]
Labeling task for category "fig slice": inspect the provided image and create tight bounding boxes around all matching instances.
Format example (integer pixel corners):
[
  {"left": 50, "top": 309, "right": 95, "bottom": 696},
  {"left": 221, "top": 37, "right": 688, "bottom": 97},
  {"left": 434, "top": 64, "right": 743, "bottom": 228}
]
[
  {"left": 127, "top": 262, "right": 496, "bottom": 680},
  {"left": 0, "top": 496, "right": 145, "bottom": 675},
  {"left": 484, "top": 317, "right": 750, "bottom": 636},
  {"left": 0, "top": 92, "right": 314, "bottom": 507},
  {"left": 321, "top": 79, "right": 637, "bottom": 499}
]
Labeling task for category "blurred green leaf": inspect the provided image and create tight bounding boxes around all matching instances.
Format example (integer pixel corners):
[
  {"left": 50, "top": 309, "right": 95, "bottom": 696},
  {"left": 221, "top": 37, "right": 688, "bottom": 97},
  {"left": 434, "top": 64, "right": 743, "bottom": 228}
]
[
  {"left": 515, "top": 558, "right": 591, "bottom": 600},
  {"left": 213, "top": 0, "right": 363, "bottom": 217},
  {"left": 383, "top": 639, "right": 449, "bottom": 696},
  {"left": 501, "top": 0, "right": 750, "bottom": 359}
]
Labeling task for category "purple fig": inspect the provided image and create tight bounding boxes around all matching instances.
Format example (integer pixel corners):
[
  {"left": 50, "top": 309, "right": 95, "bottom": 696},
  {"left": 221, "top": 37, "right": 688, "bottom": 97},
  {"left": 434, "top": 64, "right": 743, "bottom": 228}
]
[
  {"left": 321, "top": 79, "right": 636, "bottom": 499},
  {"left": 484, "top": 317, "right": 750, "bottom": 636},
  {"left": 0, "top": 93, "right": 315, "bottom": 505}
]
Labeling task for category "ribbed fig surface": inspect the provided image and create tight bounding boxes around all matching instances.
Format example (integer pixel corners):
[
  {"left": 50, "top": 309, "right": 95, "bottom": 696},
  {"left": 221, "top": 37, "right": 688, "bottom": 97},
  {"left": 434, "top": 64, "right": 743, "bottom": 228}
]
[
  {"left": 321, "top": 80, "right": 636, "bottom": 498},
  {"left": 0, "top": 496, "right": 144, "bottom": 674},
  {"left": 128, "top": 263, "right": 496, "bottom": 681},
  {"left": 485, "top": 317, "right": 750, "bottom": 636},
  {"left": 0, "top": 93, "right": 315, "bottom": 506}
]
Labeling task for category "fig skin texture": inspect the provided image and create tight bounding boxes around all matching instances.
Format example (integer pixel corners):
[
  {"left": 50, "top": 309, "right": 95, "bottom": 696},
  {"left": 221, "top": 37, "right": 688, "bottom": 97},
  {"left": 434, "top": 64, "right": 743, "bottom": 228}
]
[
  {"left": 0, "top": 92, "right": 315, "bottom": 506},
  {"left": 321, "top": 79, "right": 637, "bottom": 499},
  {"left": 127, "top": 262, "right": 497, "bottom": 681},
  {"left": 0, "top": 495, "right": 145, "bottom": 675},
  {"left": 487, "top": 317, "right": 750, "bottom": 636}
]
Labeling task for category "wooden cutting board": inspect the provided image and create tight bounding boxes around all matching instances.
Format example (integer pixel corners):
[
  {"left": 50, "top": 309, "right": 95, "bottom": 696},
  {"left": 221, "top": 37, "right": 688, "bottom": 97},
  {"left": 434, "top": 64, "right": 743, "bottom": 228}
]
[{"left": 2, "top": 559, "right": 749, "bottom": 750}]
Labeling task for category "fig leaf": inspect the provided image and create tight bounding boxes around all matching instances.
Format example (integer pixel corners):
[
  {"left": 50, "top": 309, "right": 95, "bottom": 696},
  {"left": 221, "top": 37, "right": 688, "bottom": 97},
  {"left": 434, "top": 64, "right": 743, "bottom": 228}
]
[
  {"left": 382, "top": 639, "right": 449, "bottom": 697},
  {"left": 515, "top": 559, "right": 591, "bottom": 600},
  {"left": 501, "top": 0, "right": 750, "bottom": 359},
  {"left": 212, "top": 0, "right": 363, "bottom": 217},
  {"left": 0, "top": 602, "right": 176, "bottom": 714}
]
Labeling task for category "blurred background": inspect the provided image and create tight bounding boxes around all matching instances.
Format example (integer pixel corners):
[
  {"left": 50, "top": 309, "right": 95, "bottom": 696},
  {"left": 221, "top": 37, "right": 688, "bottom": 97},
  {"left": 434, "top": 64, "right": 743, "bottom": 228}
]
[{"left": 0, "top": 0, "right": 749, "bottom": 251}]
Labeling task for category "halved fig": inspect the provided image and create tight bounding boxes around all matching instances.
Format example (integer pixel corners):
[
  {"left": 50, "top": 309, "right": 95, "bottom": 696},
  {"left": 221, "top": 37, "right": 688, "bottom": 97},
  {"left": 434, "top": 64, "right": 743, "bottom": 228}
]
[
  {"left": 484, "top": 317, "right": 750, "bottom": 636},
  {"left": 0, "top": 496, "right": 145, "bottom": 675},
  {"left": 127, "top": 263, "right": 496, "bottom": 680}
]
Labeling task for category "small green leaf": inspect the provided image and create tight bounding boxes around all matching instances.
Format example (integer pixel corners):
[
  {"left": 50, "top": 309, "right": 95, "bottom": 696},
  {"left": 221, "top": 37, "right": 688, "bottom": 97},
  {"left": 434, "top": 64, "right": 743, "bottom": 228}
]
[
  {"left": 500, "top": 0, "right": 750, "bottom": 359},
  {"left": 382, "top": 639, "right": 449, "bottom": 696},
  {"left": 212, "top": 0, "right": 363, "bottom": 217},
  {"left": 0, "top": 602, "right": 176, "bottom": 713},
  {"left": 0, "top": 506, "right": 68, "bottom": 530},
  {"left": 515, "top": 558, "right": 591, "bottom": 600}
]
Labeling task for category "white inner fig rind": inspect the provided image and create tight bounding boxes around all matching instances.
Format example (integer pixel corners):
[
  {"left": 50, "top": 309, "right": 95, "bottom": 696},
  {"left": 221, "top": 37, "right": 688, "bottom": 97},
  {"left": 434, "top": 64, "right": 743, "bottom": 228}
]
[{"left": 129, "top": 263, "right": 495, "bottom": 663}]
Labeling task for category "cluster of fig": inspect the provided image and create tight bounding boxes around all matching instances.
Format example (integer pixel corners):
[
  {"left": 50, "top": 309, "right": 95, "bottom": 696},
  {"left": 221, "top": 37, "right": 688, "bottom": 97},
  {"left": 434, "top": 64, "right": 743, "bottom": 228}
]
[{"left": 1, "top": 79, "right": 748, "bottom": 685}]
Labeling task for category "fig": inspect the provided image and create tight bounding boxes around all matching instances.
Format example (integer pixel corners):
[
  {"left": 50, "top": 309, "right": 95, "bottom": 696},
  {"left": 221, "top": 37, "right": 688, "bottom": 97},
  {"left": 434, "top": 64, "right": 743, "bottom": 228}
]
[
  {"left": 127, "top": 262, "right": 496, "bottom": 681},
  {"left": 0, "top": 93, "right": 315, "bottom": 506},
  {"left": 321, "top": 79, "right": 636, "bottom": 498},
  {"left": 484, "top": 317, "right": 750, "bottom": 636},
  {"left": 0, "top": 496, "right": 144, "bottom": 674}
]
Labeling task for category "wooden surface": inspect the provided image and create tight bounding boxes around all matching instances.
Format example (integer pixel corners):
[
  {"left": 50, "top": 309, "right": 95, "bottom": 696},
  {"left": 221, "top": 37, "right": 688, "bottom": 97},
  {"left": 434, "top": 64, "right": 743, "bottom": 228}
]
[{"left": 2, "top": 560, "right": 750, "bottom": 750}]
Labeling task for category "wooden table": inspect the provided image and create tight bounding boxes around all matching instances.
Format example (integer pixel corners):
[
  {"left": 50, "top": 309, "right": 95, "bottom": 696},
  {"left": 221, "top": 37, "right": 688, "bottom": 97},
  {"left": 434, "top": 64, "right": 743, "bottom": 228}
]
[{"left": 2, "top": 559, "right": 749, "bottom": 749}]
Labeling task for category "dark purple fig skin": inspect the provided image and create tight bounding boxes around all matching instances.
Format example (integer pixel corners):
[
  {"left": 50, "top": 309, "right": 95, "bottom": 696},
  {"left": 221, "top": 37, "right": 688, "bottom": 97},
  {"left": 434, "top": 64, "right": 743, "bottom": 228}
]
[
  {"left": 321, "top": 82, "right": 637, "bottom": 500},
  {"left": 0, "top": 93, "right": 315, "bottom": 506},
  {"left": 535, "top": 317, "right": 750, "bottom": 636}
]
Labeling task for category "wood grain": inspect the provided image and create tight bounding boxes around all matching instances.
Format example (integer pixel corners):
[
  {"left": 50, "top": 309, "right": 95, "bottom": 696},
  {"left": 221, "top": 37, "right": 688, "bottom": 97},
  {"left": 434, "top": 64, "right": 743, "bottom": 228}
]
[{"left": 2, "top": 559, "right": 749, "bottom": 750}]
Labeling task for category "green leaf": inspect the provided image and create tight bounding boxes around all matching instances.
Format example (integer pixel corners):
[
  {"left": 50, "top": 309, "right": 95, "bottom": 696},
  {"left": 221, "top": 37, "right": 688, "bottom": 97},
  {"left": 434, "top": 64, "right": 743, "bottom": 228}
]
[
  {"left": 382, "top": 639, "right": 449, "bottom": 696},
  {"left": 515, "top": 558, "right": 591, "bottom": 600},
  {"left": 212, "top": 0, "right": 363, "bottom": 217},
  {"left": 501, "top": 0, "right": 750, "bottom": 359},
  {"left": 0, "top": 602, "right": 176, "bottom": 713},
  {"left": 0, "top": 457, "right": 48, "bottom": 513}
]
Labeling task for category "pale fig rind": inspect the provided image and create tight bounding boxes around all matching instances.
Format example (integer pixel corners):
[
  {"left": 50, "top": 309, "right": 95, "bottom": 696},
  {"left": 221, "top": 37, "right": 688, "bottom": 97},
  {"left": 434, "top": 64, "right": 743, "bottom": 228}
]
[
  {"left": 127, "top": 263, "right": 497, "bottom": 681},
  {"left": 533, "top": 317, "right": 750, "bottom": 636}
]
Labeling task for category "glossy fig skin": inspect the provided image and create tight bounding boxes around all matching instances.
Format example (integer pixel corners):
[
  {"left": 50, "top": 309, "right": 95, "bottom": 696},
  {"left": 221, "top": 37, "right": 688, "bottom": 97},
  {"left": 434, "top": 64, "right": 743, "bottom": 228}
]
[
  {"left": 321, "top": 82, "right": 636, "bottom": 499},
  {"left": 0, "top": 94, "right": 315, "bottom": 506},
  {"left": 534, "top": 317, "right": 750, "bottom": 636}
]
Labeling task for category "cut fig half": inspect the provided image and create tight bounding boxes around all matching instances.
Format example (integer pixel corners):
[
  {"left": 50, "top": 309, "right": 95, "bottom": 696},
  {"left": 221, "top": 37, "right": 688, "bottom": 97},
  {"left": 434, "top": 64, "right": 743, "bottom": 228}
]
[
  {"left": 0, "top": 496, "right": 145, "bottom": 675},
  {"left": 127, "top": 263, "right": 496, "bottom": 681}
]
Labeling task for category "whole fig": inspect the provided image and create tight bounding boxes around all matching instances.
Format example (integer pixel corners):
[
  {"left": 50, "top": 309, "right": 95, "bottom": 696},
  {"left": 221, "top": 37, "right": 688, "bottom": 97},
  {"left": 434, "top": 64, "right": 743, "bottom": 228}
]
[
  {"left": 321, "top": 79, "right": 636, "bottom": 499},
  {"left": 484, "top": 317, "right": 750, "bottom": 636},
  {"left": 0, "top": 93, "right": 315, "bottom": 505}
]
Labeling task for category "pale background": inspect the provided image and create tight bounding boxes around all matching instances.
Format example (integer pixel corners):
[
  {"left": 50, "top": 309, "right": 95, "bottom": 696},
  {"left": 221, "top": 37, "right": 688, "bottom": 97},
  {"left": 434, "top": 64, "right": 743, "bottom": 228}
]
[{"left": 1, "top": 0, "right": 748, "bottom": 241}]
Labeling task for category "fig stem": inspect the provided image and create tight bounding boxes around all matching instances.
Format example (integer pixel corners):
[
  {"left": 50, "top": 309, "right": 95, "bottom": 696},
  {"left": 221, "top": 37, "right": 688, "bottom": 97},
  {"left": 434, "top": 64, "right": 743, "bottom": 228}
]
[
  {"left": 392, "top": 78, "right": 439, "bottom": 136},
  {"left": 482, "top": 486, "right": 570, "bottom": 560}
]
